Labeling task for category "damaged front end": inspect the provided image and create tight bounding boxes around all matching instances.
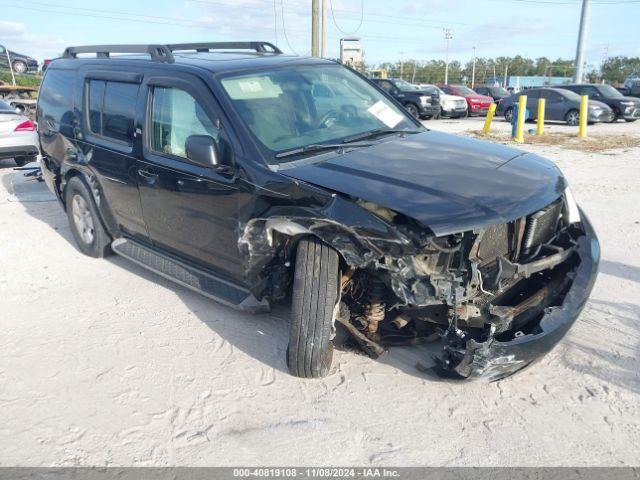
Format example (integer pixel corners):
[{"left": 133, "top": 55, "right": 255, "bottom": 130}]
[{"left": 239, "top": 189, "right": 599, "bottom": 381}]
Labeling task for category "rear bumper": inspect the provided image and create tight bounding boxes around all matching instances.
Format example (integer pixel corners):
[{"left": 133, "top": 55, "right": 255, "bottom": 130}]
[
  {"left": 0, "top": 144, "right": 39, "bottom": 159},
  {"left": 448, "top": 211, "right": 600, "bottom": 381}
]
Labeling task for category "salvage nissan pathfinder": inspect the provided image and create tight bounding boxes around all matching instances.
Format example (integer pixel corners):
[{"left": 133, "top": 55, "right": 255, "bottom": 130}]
[{"left": 37, "top": 42, "right": 600, "bottom": 380}]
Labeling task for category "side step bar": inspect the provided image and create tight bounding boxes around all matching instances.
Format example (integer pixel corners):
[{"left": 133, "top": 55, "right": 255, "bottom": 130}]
[{"left": 111, "top": 238, "right": 269, "bottom": 313}]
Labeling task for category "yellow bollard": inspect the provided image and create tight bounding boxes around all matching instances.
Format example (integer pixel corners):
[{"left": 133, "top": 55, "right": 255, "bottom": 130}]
[
  {"left": 482, "top": 103, "right": 497, "bottom": 135},
  {"left": 579, "top": 94, "right": 588, "bottom": 138},
  {"left": 537, "top": 98, "right": 546, "bottom": 136},
  {"left": 514, "top": 95, "right": 527, "bottom": 143}
]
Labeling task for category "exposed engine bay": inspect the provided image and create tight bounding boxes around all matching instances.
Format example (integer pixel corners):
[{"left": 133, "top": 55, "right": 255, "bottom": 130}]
[{"left": 240, "top": 189, "right": 592, "bottom": 380}]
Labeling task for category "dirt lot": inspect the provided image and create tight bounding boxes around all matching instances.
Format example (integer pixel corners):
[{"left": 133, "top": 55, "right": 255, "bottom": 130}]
[{"left": 1, "top": 117, "right": 639, "bottom": 466}]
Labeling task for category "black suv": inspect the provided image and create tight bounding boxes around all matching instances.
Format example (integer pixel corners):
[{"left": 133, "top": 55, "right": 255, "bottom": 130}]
[
  {"left": 554, "top": 83, "right": 640, "bottom": 122},
  {"left": 473, "top": 85, "right": 510, "bottom": 102},
  {"left": 0, "top": 44, "right": 38, "bottom": 74},
  {"left": 370, "top": 78, "right": 440, "bottom": 119},
  {"left": 38, "top": 42, "right": 599, "bottom": 380}
]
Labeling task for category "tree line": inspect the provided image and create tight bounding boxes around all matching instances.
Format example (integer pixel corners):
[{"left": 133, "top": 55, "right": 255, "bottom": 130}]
[{"left": 369, "top": 55, "right": 640, "bottom": 85}]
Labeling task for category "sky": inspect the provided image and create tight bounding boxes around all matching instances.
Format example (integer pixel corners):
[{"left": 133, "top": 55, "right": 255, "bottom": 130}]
[{"left": 0, "top": 0, "right": 639, "bottom": 69}]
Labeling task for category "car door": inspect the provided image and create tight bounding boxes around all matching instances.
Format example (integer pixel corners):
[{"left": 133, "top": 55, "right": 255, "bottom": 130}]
[
  {"left": 524, "top": 89, "right": 540, "bottom": 118},
  {"left": 81, "top": 71, "right": 149, "bottom": 242},
  {"left": 137, "top": 74, "right": 245, "bottom": 280},
  {"left": 541, "top": 90, "right": 566, "bottom": 121}
]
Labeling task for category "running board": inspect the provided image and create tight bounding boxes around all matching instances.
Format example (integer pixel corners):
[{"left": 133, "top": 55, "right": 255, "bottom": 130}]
[{"left": 111, "top": 238, "right": 269, "bottom": 313}]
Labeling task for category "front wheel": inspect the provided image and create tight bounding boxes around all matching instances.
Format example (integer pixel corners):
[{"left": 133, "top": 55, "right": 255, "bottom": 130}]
[
  {"left": 287, "top": 237, "right": 340, "bottom": 378},
  {"left": 64, "top": 176, "right": 112, "bottom": 258},
  {"left": 565, "top": 109, "right": 580, "bottom": 126},
  {"left": 404, "top": 103, "right": 419, "bottom": 118},
  {"left": 504, "top": 107, "right": 514, "bottom": 123}
]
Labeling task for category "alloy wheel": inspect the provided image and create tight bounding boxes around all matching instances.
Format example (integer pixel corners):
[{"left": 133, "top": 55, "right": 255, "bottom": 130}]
[{"left": 71, "top": 195, "right": 95, "bottom": 244}]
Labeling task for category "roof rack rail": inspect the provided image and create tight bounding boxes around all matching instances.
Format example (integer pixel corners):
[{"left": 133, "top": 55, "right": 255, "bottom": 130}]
[
  {"left": 167, "top": 42, "right": 283, "bottom": 54},
  {"left": 62, "top": 44, "right": 175, "bottom": 62}
]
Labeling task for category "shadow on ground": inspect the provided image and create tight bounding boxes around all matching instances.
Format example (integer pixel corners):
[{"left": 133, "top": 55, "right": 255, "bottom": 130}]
[{"left": 7, "top": 169, "right": 443, "bottom": 380}]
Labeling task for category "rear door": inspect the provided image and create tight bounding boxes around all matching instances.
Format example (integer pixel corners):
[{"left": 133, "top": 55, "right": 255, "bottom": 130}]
[
  {"left": 541, "top": 90, "right": 566, "bottom": 120},
  {"left": 81, "top": 71, "right": 149, "bottom": 242},
  {"left": 137, "top": 74, "right": 245, "bottom": 280},
  {"left": 525, "top": 89, "right": 540, "bottom": 118}
]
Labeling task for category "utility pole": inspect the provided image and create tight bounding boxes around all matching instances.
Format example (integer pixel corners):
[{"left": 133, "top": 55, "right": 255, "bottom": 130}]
[
  {"left": 321, "top": 0, "right": 327, "bottom": 58},
  {"left": 311, "top": 0, "right": 320, "bottom": 57},
  {"left": 573, "top": 0, "right": 590, "bottom": 83},
  {"left": 471, "top": 46, "right": 477, "bottom": 88},
  {"left": 399, "top": 52, "right": 405, "bottom": 80},
  {"left": 443, "top": 28, "right": 454, "bottom": 84},
  {"left": 503, "top": 63, "right": 508, "bottom": 88}
]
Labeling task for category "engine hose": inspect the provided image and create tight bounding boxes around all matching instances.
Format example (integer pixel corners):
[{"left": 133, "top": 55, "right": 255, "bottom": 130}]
[{"left": 366, "top": 279, "right": 386, "bottom": 334}]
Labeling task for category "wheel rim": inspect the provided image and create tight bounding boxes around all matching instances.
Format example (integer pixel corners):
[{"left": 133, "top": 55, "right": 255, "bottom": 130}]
[
  {"left": 13, "top": 62, "right": 26, "bottom": 74},
  {"left": 567, "top": 112, "right": 579, "bottom": 125},
  {"left": 505, "top": 109, "right": 513, "bottom": 122},
  {"left": 71, "top": 195, "right": 95, "bottom": 244}
]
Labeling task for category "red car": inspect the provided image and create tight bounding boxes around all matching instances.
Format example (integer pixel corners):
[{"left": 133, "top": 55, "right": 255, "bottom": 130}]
[{"left": 439, "top": 84, "right": 493, "bottom": 116}]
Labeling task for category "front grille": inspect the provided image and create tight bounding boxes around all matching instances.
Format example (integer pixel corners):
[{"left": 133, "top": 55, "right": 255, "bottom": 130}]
[
  {"left": 455, "top": 100, "right": 466, "bottom": 108},
  {"left": 522, "top": 199, "right": 563, "bottom": 250}
]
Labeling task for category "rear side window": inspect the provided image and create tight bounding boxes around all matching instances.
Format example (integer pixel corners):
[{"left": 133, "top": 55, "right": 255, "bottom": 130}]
[{"left": 86, "top": 79, "right": 138, "bottom": 144}]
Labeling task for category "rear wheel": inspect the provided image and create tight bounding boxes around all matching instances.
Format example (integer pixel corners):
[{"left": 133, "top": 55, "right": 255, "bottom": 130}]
[
  {"left": 287, "top": 237, "right": 340, "bottom": 378},
  {"left": 565, "top": 109, "right": 580, "bottom": 126},
  {"left": 12, "top": 60, "right": 27, "bottom": 74},
  {"left": 64, "top": 176, "right": 112, "bottom": 258}
]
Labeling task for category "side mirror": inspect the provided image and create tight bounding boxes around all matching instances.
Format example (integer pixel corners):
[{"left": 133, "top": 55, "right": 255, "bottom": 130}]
[{"left": 185, "top": 135, "right": 220, "bottom": 168}]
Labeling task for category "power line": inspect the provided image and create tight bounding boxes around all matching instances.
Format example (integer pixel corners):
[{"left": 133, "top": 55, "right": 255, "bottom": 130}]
[
  {"left": 280, "top": 0, "right": 300, "bottom": 55},
  {"left": 328, "top": 0, "right": 364, "bottom": 35}
]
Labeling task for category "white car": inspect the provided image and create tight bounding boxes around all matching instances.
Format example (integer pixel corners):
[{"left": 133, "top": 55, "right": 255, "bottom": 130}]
[
  {"left": 0, "top": 99, "right": 39, "bottom": 166},
  {"left": 415, "top": 84, "right": 468, "bottom": 118}
]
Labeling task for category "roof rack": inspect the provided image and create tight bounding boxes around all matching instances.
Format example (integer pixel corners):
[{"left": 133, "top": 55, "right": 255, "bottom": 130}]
[
  {"left": 62, "top": 44, "right": 175, "bottom": 62},
  {"left": 167, "top": 42, "right": 282, "bottom": 54},
  {"left": 61, "top": 42, "right": 283, "bottom": 63}
]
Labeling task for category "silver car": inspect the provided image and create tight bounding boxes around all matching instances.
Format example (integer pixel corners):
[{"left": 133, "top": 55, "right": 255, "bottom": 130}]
[
  {"left": 0, "top": 99, "right": 39, "bottom": 166},
  {"left": 499, "top": 88, "right": 614, "bottom": 126}
]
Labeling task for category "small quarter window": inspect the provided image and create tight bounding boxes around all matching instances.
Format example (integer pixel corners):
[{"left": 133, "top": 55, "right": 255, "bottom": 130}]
[
  {"left": 88, "top": 80, "right": 105, "bottom": 134},
  {"left": 150, "top": 87, "right": 219, "bottom": 158}
]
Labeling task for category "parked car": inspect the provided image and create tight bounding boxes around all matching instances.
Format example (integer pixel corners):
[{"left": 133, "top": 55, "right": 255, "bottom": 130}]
[
  {"left": 0, "top": 85, "right": 39, "bottom": 119},
  {"left": 474, "top": 85, "right": 510, "bottom": 103},
  {"left": 0, "top": 99, "right": 38, "bottom": 166},
  {"left": 555, "top": 84, "right": 640, "bottom": 122},
  {"left": 371, "top": 78, "right": 440, "bottom": 119},
  {"left": 623, "top": 71, "right": 640, "bottom": 98},
  {"left": 498, "top": 88, "right": 614, "bottom": 125},
  {"left": 416, "top": 84, "right": 468, "bottom": 118},
  {"left": 0, "top": 45, "right": 38, "bottom": 74},
  {"left": 439, "top": 84, "right": 493, "bottom": 115},
  {"left": 38, "top": 42, "right": 599, "bottom": 381}
]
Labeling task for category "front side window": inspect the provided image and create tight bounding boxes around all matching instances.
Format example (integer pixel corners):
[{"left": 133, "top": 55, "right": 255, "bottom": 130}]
[
  {"left": 150, "top": 87, "right": 219, "bottom": 158},
  {"left": 219, "top": 64, "right": 415, "bottom": 162}
]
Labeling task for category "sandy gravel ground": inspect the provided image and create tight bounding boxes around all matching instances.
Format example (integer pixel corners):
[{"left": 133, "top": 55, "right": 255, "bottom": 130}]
[{"left": 0, "top": 117, "right": 638, "bottom": 467}]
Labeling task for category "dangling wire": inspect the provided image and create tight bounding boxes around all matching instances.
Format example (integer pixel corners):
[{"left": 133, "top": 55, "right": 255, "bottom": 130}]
[
  {"left": 280, "top": 0, "right": 299, "bottom": 55},
  {"left": 329, "top": 0, "right": 364, "bottom": 35},
  {"left": 273, "top": 0, "right": 279, "bottom": 46}
]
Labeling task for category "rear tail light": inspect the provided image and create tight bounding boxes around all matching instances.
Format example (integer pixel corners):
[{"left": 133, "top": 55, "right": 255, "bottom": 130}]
[
  {"left": 14, "top": 120, "right": 36, "bottom": 132},
  {"left": 43, "top": 59, "right": 52, "bottom": 66}
]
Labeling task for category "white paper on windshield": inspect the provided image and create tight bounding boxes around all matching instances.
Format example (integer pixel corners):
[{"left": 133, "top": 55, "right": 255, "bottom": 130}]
[{"left": 367, "top": 101, "right": 404, "bottom": 128}]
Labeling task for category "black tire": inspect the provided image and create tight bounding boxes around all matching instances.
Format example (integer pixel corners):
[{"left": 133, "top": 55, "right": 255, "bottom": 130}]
[
  {"left": 287, "top": 237, "right": 340, "bottom": 379},
  {"left": 565, "top": 109, "right": 580, "bottom": 126},
  {"left": 12, "top": 60, "right": 27, "bottom": 74},
  {"left": 404, "top": 103, "right": 419, "bottom": 118},
  {"left": 504, "top": 107, "right": 514, "bottom": 123},
  {"left": 64, "top": 176, "right": 112, "bottom": 258},
  {"left": 625, "top": 118, "right": 637, "bottom": 123},
  {"left": 14, "top": 155, "right": 35, "bottom": 167}
]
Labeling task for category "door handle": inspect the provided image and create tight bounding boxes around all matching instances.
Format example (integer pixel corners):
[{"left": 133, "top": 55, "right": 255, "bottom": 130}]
[{"left": 138, "top": 167, "right": 158, "bottom": 183}]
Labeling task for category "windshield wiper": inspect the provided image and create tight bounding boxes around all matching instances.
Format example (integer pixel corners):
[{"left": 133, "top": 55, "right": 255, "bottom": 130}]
[
  {"left": 275, "top": 142, "right": 373, "bottom": 159},
  {"left": 341, "top": 128, "right": 423, "bottom": 144}
]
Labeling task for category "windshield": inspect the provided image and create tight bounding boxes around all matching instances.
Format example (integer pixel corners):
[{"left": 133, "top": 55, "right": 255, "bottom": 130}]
[
  {"left": 491, "top": 87, "right": 510, "bottom": 96},
  {"left": 455, "top": 86, "right": 477, "bottom": 96},
  {"left": 393, "top": 79, "right": 418, "bottom": 91},
  {"left": 220, "top": 65, "right": 417, "bottom": 163},
  {"left": 598, "top": 84, "right": 623, "bottom": 98}
]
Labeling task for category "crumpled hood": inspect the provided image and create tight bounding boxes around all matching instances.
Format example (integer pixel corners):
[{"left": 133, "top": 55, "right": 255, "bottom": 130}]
[{"left": 281, "top": 131, "right": 566, "bottom": 236}]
